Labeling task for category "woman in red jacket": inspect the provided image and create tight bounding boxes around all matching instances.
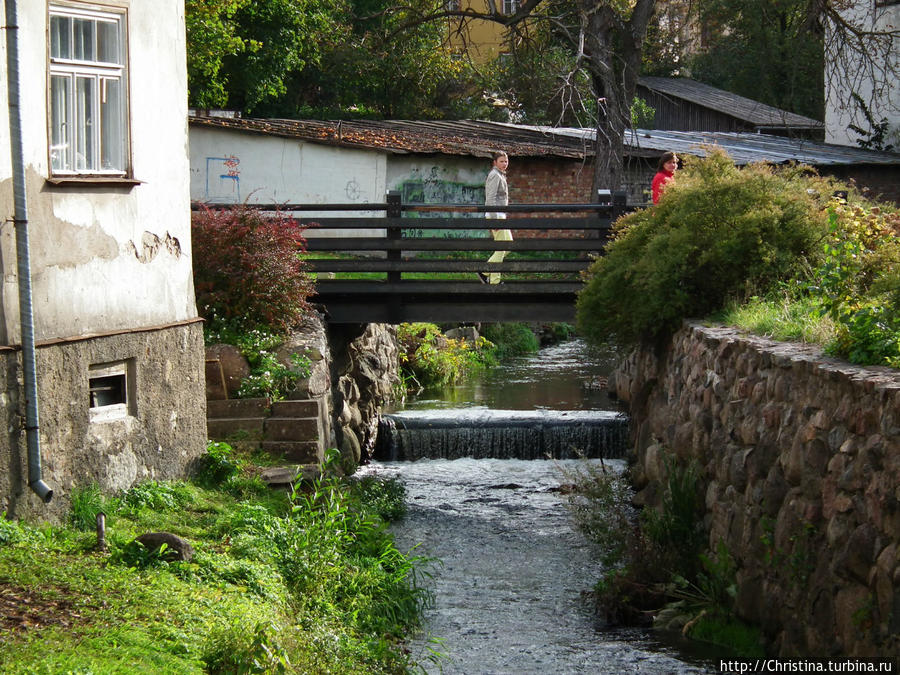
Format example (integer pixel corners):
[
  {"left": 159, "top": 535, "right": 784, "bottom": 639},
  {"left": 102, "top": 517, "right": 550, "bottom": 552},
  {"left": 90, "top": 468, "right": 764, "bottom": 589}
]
[{"left": 651, "top": 151, "right": 678, "bottom": 204}]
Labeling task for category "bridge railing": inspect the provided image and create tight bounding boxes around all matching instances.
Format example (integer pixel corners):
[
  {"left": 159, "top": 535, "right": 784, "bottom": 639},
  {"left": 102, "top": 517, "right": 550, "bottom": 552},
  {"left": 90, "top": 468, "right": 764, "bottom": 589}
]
[{"left": 193, "top": 192, "right": 633, "bottom": 322}]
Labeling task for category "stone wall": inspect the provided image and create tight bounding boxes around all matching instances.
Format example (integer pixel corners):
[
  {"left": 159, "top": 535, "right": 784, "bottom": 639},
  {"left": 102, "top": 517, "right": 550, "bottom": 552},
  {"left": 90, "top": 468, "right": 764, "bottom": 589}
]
[
  {"left": 328, "top": 322, "right": 400, "bottom": 464},
  {"left": 206, "top": 312, "right": 399, "bottom": 468},
  {"left": 612, "top": 323, "right": 900, "bottom": 658},
  {"left": 3, "top": 322, "right": 207, "bottom": 523}
]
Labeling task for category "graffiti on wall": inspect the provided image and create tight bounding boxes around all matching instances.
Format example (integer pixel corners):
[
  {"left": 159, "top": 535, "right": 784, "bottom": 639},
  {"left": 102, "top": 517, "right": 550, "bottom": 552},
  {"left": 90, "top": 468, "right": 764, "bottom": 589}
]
[
  {"left": 204, "top": 155, "right": 241, "bottom": 202},
  {"left": 397, "top": 166, "right": 487, "bottom": 238}
]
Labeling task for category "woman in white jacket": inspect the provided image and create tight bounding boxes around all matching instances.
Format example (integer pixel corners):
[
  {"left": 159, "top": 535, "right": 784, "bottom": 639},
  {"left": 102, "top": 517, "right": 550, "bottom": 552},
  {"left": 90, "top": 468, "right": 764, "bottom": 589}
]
[{"left": 481, "top": 151, "right": 512, "bottom": 284}]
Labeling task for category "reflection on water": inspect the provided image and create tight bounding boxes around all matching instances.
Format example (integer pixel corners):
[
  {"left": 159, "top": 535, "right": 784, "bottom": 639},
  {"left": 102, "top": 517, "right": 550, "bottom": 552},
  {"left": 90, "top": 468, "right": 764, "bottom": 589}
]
[{"left": 393, "top": 339, "right": 624, "bottom": 412}]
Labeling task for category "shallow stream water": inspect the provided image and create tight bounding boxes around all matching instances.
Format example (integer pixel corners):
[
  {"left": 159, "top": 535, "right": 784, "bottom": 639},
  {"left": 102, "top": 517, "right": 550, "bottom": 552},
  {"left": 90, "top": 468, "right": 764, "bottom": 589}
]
[{"left": 365, "top": 340, "right": 718, "bottom": 674}]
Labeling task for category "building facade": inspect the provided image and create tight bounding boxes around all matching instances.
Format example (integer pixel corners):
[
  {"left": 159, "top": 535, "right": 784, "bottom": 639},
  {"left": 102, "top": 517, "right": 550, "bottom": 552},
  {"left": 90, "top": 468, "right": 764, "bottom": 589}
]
[
  {"left": 1, "top": 0, "right": 206, "bottom": 522},
  {"left": 824, "top": 1, "right": 900, "bottom": 148}
]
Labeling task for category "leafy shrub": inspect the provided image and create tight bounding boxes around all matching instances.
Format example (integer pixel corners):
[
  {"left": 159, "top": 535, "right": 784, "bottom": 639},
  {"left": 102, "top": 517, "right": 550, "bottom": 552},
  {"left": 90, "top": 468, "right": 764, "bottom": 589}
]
[
  {"left": 118, "top": 480, "right": 193, "bottom": 513},
  {"left": 577, "top": 149, "right": 832, "bottom": 345},
  {"left": 810, "top": 201, "right": 900, "bottom": 366},
  {"left": 397, "top": 322, "right": 495, "bottom": 388},
  {"left": 0, "top": 512, "right": 23, "bottom": 546},
  {"left": 480, "top": 322, "right": 540, "bottom": 359},
  {"left": 348, "top": 474, "right": 407, "bottom": 522},
  {"left": 194, "top": 441, "right": 243, "bottom": 487},
  {"left": 192, "top": 204, "right": 313, "bottom": 333}
]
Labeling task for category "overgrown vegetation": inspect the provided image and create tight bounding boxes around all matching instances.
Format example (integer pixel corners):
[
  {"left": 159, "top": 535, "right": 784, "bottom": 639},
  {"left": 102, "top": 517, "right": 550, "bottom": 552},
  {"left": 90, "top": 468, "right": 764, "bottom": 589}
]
[
  {"left": 479, "top": 323, "right": 540, "bottom": 360},
  {"left": 395, "top": 322, "right": 555, "bottom": 394},
  {"left": 577, "top": 149, "right": 900, "bottom": 368},
  {"left": 1, "top": 444, "right": 432, "bottom": 673},
  {"left": 396, "top": 323, "right": 497, "bottom": 391},
  {"left": 563, "top": 456, "right": 764, "bottom": 657}
]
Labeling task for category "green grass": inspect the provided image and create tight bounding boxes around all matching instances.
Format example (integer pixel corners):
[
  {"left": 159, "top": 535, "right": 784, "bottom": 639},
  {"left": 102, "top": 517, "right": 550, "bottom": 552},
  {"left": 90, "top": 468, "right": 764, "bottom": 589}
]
[
  {"left": 0, "top": 445, "right": 432, "bottom": 674},
  {"left": 716, "top": 295, "right": 838, "bottom": 345},
  {"left": 303, "top": 250, "right": 583, "bottom": 282}
]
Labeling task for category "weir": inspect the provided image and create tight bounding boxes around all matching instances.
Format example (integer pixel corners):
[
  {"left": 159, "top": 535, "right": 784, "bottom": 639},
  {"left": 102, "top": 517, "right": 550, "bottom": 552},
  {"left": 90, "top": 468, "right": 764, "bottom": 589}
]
[{"left": 374, "top": 408, "right": 629, "bottom": 461}]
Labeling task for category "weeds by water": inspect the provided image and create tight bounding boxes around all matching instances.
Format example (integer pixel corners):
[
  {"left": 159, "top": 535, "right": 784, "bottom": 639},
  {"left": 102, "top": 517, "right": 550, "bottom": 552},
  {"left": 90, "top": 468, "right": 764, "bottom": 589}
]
[
  {"left": 0, "top": 443, "right": 431, "bottom": 673},
  {"left": 562, "top": 454, "right": 764, "bottom": 658}
]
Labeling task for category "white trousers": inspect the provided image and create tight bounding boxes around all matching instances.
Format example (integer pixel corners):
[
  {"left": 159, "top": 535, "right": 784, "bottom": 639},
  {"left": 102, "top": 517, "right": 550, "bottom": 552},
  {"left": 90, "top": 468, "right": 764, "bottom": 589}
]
[{"left": 486, "top": 213, "right": 512, "bottom": 284}]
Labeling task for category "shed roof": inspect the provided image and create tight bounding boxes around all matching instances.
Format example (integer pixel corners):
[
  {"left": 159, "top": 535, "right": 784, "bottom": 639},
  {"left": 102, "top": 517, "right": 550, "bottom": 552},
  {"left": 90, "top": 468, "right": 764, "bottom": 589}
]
[
  {"left": 189, "top": 115, "right": 899, "bottom": 168},
  {"left": 637, "top": 76, "right": 824, "bottom": 132},
  {"left": 188, "top": 116, "right": 592, "bottom": 159}
]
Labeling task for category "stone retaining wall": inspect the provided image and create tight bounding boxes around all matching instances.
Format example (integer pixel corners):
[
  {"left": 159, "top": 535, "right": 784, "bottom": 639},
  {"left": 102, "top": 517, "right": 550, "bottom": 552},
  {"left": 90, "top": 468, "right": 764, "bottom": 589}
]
[
  {"left": 205, "top": 311, "right": 399, "bottom": 468},
  {"left": 612, "top": 323, "right": 900, "bottom": 658}
]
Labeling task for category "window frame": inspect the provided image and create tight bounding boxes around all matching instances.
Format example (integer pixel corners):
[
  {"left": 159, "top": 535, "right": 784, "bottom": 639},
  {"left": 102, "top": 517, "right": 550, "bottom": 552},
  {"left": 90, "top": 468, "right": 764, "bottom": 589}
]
[
  {"left": 88, "top": 360, "right": 136, "bottom": 423},
  {"left": 502, "top": 0, "right": 518, "bottom": 15},
  {"left": 47, "top": 2, "right": 132, "bottom": 180}
]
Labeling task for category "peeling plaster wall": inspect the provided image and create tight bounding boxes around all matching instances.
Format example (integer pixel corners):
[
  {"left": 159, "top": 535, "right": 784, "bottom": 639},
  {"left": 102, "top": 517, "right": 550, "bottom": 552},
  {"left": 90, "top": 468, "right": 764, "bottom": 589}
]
[
  {"left": 1, "top": 1, "right": 197, "bottom": 342},
  {"left": 0, "top": 1, "right": 206, "bottom": 521}
]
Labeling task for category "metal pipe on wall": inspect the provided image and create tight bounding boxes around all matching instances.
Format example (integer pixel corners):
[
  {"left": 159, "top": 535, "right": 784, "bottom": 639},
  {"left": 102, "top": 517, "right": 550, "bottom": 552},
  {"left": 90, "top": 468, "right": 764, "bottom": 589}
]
[{"left": 5, "top": 0, "right": 53, "bottom": 503}]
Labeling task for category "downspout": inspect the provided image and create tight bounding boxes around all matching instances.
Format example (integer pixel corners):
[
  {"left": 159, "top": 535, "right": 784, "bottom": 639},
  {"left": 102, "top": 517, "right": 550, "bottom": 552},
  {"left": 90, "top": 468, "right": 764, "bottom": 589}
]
[{"left": 5, "top": 0, "right": 53, "bottom": 503}]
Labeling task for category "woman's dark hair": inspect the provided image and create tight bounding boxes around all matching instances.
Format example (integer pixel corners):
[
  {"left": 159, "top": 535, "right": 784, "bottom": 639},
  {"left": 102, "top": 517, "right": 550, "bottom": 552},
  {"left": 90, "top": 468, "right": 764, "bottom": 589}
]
[
  {"left": 657, "top": 151, "right": 677, "bottom": 170},
  {"left": 491, "top": 150, "right": 508, "bottom": 162}
]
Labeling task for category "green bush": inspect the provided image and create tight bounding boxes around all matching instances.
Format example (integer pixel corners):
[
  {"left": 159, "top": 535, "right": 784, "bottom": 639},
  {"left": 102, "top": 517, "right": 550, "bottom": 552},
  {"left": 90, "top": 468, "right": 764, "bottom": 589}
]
[
  {"left": 577, "top": 149, "right": 832, "bottom": 345},
  {"left": 810, "top": 202, "right": 900, "bottom": 366},
  {"left": 480, "top": 322, "right": 540, "bottom": 359},
  {"left": 194, "top": 441, "right": 244, "bottom": 487},
  {"left": 397, "top": 322, "right": 495, "bottom": 388}
]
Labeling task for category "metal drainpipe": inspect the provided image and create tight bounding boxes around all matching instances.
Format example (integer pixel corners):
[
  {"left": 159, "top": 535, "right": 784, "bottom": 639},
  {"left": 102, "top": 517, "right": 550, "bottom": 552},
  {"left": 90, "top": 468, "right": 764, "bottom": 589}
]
[{"left": 5, "top": 0, "right": 53, "bottom": 503}]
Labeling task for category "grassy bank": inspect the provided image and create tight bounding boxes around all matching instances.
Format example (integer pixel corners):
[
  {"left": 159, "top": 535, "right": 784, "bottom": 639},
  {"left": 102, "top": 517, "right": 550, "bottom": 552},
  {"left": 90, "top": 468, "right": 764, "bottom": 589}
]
[{"left": 0, "top": 446, "right": 432, "bottom": 674}]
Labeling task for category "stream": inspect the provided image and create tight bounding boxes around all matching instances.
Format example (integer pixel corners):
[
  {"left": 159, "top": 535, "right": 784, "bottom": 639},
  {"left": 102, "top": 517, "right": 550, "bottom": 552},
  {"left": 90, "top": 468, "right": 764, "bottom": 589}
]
[{"left": 362, "top": 339, "right": 718, "bottom": 674}]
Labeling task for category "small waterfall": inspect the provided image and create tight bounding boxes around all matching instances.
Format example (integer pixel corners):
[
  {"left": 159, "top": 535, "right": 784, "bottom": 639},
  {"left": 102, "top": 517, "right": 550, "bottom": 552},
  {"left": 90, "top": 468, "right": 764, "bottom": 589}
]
[{"left": 374, "top": 408, "right": 629, "bottom": 461}]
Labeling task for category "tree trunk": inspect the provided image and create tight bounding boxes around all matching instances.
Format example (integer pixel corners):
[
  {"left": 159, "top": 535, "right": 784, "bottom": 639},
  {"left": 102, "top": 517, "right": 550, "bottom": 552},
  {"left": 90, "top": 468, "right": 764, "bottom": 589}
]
[{"left": 584, "top": 0, "right": 657, "bottom": 199}]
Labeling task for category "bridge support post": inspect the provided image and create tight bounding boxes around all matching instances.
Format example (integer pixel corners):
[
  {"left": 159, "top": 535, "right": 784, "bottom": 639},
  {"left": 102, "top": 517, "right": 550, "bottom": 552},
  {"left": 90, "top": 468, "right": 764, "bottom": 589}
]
[{"left": 386, "top": 191, "right": 402, "bottom": 323}]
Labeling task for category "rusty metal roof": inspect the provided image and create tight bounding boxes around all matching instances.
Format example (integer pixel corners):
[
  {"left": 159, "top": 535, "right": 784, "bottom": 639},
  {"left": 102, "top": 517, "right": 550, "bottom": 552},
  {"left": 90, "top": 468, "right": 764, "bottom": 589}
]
[
  {"left": 188, "top": 116, "right": 593, "bottom": 159},
  {"left": 637, "top": 77, "right": 824, "bottom": 132},
  {"left": 189, "top": 115, "right": 899, "bottom": 167}
]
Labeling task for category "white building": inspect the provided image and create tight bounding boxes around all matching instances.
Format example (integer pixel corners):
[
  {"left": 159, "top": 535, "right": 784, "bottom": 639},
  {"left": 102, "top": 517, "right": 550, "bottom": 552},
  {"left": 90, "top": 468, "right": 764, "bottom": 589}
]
[
  {"left": 825, "top": 1, "right": 900, "bottom": 149},
  {"left": 1, "top": 0, "right": 206, "bottom": 521}
]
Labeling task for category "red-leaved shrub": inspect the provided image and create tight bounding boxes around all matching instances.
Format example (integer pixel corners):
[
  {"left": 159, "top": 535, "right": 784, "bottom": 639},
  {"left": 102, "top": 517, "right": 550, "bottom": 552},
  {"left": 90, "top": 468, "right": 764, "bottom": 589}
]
[{"left": 192, "top": 205, "right": 313, "bottom": 332}]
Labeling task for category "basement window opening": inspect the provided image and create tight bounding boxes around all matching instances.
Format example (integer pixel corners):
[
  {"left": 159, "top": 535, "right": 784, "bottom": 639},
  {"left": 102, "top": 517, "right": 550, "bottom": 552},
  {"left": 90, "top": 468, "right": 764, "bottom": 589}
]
[{"left": 89, "top": 361, "right": 133, "bottom": 421}]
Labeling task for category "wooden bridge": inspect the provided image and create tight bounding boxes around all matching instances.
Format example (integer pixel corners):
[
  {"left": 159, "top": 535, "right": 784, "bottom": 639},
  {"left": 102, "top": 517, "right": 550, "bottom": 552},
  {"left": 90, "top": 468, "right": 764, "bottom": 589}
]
[{"left": 209, "top": 192, "right": 629, "bottom": 324}]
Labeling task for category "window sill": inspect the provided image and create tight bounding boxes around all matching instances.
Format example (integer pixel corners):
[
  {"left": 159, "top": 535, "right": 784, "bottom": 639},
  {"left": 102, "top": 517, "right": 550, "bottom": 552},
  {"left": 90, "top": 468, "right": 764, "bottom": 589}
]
[{"left": 46, "top": 176, "right": 143, "bottom": 188}]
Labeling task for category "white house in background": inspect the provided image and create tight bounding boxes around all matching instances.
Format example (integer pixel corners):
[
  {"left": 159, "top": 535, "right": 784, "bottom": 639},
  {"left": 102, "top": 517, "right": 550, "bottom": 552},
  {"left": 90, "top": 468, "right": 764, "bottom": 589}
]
[
  {"left": 825, "top": 1, "right": 900, "bottom": 148},
  {"left": 0, "top": 0, "right": 206, "bottom": 522}
]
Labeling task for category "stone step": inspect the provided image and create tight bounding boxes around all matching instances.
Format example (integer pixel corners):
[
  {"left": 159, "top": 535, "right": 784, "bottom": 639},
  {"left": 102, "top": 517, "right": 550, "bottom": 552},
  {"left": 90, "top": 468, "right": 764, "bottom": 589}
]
[
  {"left": 207, "top": 417, "right": 266, "bottom": 439},
  {"left": 261, "top": 441, "right": 322, "bottom": 464},
  {"left": 260, "top": 464, "right": 321, "bottom": 487},
  {"left": 206, "top": 397, "right": 270, "bottom": 419},
  {"left": 271, "top": 399, "right": 319, "bottom": 418},
  {"left": 264, "top": 416, "right": 321, "bottom": 442}
]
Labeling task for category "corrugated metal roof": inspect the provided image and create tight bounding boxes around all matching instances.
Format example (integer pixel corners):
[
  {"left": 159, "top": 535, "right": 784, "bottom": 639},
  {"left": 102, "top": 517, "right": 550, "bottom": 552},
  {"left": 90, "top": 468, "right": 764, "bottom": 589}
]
[
  {"left": 637, "top": 76, "right": 824, "bottom": 131},
  {"left": 189, "top": 115, "right": 900, "bottom": 167}
]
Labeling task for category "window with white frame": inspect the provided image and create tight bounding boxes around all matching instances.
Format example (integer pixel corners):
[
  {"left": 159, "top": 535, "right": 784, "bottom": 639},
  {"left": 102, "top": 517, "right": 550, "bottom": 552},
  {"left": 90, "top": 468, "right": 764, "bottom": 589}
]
[
  {"left": 502, "top": 0, "right": 518, "bottom": 14},
  {"left": 49, "top": 4, "right": 129, "bottom": 175}
]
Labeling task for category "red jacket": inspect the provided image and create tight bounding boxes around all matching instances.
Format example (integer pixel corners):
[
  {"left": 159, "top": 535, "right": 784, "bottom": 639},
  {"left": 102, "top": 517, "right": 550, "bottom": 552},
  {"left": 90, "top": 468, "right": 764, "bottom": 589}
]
[{"left": 651, "top": 169, "right": 674, "bottom": 204}]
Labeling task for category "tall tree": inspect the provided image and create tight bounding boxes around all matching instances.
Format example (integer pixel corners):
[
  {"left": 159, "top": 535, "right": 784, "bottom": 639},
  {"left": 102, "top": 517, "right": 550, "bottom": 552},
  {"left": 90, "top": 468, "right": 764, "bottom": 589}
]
[
  {"left": 390, "top": 1, "right": 658, "bottom": 194},
  {"left": 688, "top": 0, "right": 825, "bottom": 121}
]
